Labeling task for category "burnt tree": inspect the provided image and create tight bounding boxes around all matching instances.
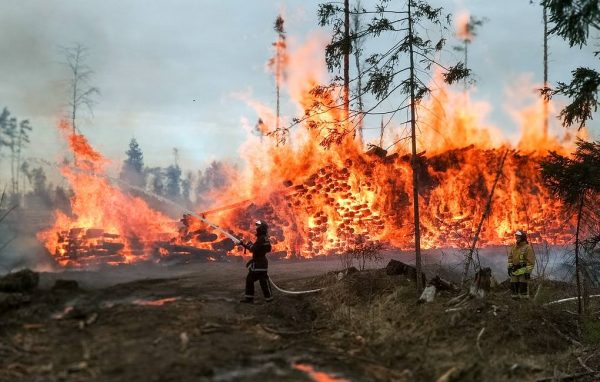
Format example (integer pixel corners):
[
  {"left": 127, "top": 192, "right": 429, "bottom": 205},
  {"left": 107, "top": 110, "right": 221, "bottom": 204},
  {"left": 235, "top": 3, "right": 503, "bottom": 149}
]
[{"left": 61, "top": 43, "right": 99, "bottom": 162}]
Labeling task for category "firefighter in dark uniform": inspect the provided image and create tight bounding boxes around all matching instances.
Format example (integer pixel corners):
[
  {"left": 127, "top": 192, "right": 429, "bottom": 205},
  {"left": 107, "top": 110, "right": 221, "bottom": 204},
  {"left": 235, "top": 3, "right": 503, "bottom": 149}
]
[{"left": 240, "top": 220, "right": 273, "bottom": 303}]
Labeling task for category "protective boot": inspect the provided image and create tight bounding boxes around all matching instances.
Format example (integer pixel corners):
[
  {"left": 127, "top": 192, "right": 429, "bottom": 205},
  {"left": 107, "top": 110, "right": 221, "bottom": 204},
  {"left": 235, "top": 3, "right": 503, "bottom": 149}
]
[
  {"left": 259, "top": 276, "right": 273, "bottom": 302},
  {"left": 519, "top": 282, "right": 529, "bottom": 299},
  {"left": 510, "top": 282, "right": 519, "bottom": 299}
]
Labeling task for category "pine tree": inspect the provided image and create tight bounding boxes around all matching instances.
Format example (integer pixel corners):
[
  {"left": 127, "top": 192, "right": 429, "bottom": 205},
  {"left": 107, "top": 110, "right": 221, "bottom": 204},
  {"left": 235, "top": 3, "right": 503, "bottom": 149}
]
[
  {"left": 453, "top": 15, "right": 485, "bottom": 91},
  {"left": 314, "top": 0, "right": 469, "bottom": 292},
  {"left": 120, "top": 138, "right": 146, "bottom": 187},
  {"left": 165, "top": 165, "right": 182, "bottom": 200},
  {"left": 0, "top": 108, "right": 10, "bottom": 154},
  {"left": 4, "top": 116, "right": 17, "bottom": 196},
  {"left": 541, "top": 139, "right": 600, "bottom": 315},
  {"left": 31, "top": 167, "right": 48, "bottom": 196},
  {"left": 16, "top": 119, "right": 32, "bottom": 195},
  {"left": 195, "top": 161, "right": 229, "bottom": 204},
  {"left": 542, "top": 0, "right": 600, "bottom": 129},
  {"left": 147, "top": 167, "right": 165, "bottom": 197},
  {"left": 268, "top": 15, "right": 289, "bottom": 145},
  {"left": 181, "top": 171, "right": 194, "bottom": 206},
  {"left": 542, "top": 3, "right": 550, "bottom": 137}
]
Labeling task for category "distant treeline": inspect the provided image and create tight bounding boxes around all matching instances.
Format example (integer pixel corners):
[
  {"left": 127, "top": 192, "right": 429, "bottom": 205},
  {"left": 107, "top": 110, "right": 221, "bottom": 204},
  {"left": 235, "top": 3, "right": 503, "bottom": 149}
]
[{"left": 118, "top": 138, "right": 231, "bottom": 209}]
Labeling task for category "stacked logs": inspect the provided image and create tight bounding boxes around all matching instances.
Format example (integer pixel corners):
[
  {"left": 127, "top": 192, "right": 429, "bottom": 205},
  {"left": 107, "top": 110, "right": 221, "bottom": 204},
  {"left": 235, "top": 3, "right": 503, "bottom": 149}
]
[
  {"left": 168, "top": 148, "right": 575, "bottom": 258},
  {"left": 55, "top": 228, "right": 126, "bottom": 266},
  {"left": 284, "top": 159, "right": 385, "bottom": 256}
]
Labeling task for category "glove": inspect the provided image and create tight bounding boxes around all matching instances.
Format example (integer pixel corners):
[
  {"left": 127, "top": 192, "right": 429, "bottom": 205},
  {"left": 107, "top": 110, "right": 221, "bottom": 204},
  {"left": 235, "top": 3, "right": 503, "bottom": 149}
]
[
  {"left": 524, "top": 273, "right": 531, "bottom": 280},
  {"left": 508, "top": 264, "right": 515, "bottom": 276}
]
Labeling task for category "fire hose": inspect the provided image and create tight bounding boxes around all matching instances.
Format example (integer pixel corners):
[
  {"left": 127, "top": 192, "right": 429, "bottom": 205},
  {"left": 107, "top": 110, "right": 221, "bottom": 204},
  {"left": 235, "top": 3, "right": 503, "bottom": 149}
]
[{"left": 266, "top": 277, "right": 324, "bottom": 295}]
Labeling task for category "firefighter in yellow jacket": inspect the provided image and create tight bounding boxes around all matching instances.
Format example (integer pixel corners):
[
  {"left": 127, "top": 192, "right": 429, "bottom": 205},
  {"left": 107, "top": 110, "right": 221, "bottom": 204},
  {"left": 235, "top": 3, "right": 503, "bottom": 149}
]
[{"left": 508, "top": 230, "right": 536, "bottom": 299}]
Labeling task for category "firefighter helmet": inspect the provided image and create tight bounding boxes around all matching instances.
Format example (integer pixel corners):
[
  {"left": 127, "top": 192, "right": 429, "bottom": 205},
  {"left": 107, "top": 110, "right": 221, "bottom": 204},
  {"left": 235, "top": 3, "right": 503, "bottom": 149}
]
[
  {"left": 515, "top": 230, "right": 528, "bottom": 242},
  {"left": 255, "top": 220, "right": 268, "bottom": 235}
]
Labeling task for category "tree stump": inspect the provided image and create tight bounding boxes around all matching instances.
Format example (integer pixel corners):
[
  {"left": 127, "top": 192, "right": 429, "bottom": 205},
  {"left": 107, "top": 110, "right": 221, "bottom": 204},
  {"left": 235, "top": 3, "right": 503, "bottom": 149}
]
[{"left": 470, "top": 267, "right": 492, "bottom": 298}]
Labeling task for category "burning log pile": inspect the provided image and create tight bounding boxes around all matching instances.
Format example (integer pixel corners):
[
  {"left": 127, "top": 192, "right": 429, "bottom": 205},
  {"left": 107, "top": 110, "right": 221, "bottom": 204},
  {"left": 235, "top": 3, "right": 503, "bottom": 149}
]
[
  {"left": 39, "top": 111, "right": 580, "bottom": 268},
  {"left": 46, "top": 144, "right": 576, "bottom": 268},
  {"left": 176, "top": 146, "right": 574, "bottom": 258},
  {"left": 54, "top": 228, "right": 128, "bottom": 267}
]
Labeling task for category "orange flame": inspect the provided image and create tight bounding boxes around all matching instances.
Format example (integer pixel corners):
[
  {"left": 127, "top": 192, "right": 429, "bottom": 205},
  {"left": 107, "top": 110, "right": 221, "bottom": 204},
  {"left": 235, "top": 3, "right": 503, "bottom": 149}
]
[{"left": 38, "top": 120, "right": 177, "bottom": 267}]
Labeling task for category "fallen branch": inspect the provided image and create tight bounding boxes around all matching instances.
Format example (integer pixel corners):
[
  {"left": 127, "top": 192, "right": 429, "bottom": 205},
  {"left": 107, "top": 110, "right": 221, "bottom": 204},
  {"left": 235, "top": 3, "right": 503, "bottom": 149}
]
[
  {"left": 260, "top": 325, "right": 312, "bottom": 336},
  {"left": 577, "top": 356, "right": 595, "bottom": 373},
  {"left": 445, "top": 307, "right": 465, "bottom": 313},
  {"left": 435, "top": 366, "right": 459, "bottom": 382},
  {"left": 545, "top": 295, "right": 600, "bottom": 306},
  {"left": 476, "top": 327, "right": 485, "bottom": 358},
  {"left": 447, "top": 292, "right": 468, "bottom": 306}
]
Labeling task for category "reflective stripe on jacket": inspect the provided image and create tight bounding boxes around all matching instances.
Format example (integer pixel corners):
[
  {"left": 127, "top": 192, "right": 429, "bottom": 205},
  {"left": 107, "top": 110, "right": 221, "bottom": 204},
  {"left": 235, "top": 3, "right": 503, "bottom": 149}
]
[{"left": 508, "top": 242, "right": 535, "bottom": 274}]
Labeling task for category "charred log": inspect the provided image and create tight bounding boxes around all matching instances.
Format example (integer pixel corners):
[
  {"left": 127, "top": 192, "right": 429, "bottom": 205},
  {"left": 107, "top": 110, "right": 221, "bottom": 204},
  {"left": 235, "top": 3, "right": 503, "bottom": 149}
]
[
  {"left": 385, "top": 259, "right": 426, "bottom": 288},
  {"left": 211, "top": 238, "right": 235, "bottom": 252},
  {"left": 429, "top": 275, "right": 457, "bottom": 291}
]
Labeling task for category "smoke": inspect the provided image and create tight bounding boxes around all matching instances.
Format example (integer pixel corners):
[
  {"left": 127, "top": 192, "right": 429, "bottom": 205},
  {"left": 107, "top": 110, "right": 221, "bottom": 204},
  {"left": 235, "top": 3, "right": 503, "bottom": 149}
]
[{"left": 0, "top": 215, "right": 56, "bottom": 275}]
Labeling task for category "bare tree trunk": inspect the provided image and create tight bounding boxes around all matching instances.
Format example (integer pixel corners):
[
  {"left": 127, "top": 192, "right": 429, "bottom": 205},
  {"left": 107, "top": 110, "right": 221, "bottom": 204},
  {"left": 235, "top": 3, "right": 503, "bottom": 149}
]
[
  {"left": 464, "top": 40, "right": 468, "bottom": 92},
  {"left": 275, "top": 32, "right": 282, "bottom": 144},
  {"left": 16, "top": 135, "right": 21, "bottom": 197},
  {"left": 352, "top": 3, "right": 364, "bottom": 146},
  {"left": 379, "top": 117, "right": 384, "bottom": 147},
  {"left": 70, "top": 46, "right": 81, "bottom": 164},
  {"left": 462, "top": 150, "right": 509, "bottom": 283},
  {"left": 542, "top": 5, "right": 549, "bottom": 139},
  {"left": 343, "top": 0, "right": 350, "bottom": 130},
  {"left": 408, "top": 0, "right": 423, "bottom": 293},
  {"left": 10, "top": 136, "right": 16, "bottom": 196},
  {"left": 575, "top": 193, "right": 584, "bottom": 315},
  {"left": 276, "top": 54, "right": 280, "bottom": 141}
]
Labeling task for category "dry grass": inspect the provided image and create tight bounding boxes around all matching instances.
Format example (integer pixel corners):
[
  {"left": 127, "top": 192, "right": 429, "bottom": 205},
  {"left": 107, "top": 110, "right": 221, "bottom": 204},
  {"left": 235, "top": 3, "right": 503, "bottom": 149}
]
[{"left": 305, "top": 268, "right": 599, "bottom": 381}]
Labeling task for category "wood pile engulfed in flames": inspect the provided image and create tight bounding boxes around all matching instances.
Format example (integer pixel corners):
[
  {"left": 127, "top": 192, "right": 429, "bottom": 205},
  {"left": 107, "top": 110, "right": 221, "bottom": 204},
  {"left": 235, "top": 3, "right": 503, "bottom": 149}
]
[
  {"left": 165, "top": 145, "right": 574, "bottom": 259},
  {"left": 54, "top": 228, "right": 127, "bottom": 266},
  {"left": 40, "top": 112, "right": 578, "bottom": 268},
  {"left": 46, "top": 144, "right": 575, "bottom": 267}
]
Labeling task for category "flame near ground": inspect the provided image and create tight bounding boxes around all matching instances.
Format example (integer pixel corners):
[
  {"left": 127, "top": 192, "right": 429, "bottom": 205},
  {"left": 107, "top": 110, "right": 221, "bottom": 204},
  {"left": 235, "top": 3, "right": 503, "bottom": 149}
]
[{"left": 37, "top": 36, "right": 586, "bottom": 268}]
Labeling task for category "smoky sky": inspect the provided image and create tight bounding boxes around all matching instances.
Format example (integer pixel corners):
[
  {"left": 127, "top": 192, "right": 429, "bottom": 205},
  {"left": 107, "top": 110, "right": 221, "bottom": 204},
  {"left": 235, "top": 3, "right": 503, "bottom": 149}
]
[{"left": 0, "top": 0, "right": 598, "bottom": 182}]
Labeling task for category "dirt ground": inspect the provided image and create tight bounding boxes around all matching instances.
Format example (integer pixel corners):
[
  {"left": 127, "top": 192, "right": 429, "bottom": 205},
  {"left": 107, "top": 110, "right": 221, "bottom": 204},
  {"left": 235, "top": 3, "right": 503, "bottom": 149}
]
[{"left": 0, "top": 260, "right": 599, "bottom": 382}]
